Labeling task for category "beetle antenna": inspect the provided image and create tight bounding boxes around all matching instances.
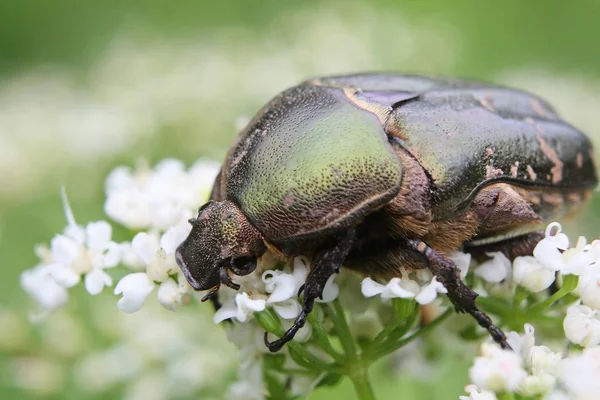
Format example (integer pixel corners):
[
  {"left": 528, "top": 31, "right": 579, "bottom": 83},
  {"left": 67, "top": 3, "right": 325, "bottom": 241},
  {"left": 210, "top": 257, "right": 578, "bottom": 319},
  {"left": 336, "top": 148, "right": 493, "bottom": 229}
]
[{"left": 188, "top": 217, "right": 197, "bottom": 225}]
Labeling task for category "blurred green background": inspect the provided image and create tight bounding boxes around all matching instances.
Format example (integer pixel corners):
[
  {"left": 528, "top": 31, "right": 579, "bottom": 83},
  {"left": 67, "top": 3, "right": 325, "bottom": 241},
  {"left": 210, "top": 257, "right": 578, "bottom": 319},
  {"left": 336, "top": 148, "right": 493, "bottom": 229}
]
[{"left": 1, "top": 1, "right": 599, "bottom": 399}]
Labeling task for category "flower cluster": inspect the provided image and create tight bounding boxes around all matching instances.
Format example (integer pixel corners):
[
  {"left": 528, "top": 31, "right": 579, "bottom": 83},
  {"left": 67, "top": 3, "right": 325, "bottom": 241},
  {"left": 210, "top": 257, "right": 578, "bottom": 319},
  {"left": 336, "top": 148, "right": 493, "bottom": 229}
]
[
  {"left": 19, "top": 157, "right": 600, "bottom": 400},
  {"left": 21, "top": 159, "right": 219, "bottom": 317},
  {"left": 461, "top": 223, "right": 600, "bottom": 400}
]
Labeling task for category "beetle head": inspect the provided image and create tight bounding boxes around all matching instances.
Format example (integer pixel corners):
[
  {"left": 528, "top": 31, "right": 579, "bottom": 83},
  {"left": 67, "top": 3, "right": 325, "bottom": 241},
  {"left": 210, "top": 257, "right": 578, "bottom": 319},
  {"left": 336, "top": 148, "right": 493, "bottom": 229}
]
[{"left": 175, "top": 200, "right": 266, "bottom": 300}]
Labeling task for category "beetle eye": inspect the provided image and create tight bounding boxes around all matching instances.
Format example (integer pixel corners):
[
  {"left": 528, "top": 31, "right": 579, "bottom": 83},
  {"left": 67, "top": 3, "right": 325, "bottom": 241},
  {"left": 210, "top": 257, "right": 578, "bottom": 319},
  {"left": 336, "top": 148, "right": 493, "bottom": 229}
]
[
  {"left": 187, "top": 218, "right": 197, "bottom": 225},
  {"left": 229, "top": 256, "right": 257, "bottom": 276}
]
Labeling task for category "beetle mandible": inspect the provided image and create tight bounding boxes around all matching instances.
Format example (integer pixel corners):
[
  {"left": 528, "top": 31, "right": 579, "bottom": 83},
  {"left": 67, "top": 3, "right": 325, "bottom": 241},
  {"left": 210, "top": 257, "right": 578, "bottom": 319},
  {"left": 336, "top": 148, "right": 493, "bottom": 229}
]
[{"left": 175, "top": 74, "right": 598, "bottom": 352}]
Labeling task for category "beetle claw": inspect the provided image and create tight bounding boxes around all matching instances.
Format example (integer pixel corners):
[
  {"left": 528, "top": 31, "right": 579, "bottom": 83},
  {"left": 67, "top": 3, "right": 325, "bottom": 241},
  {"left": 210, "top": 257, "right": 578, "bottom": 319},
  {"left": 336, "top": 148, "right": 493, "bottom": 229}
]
[
  {"left": 297, "top": 283, "right": 305, "bottom": 298},
  {"left": 263, "top": 332, "right": 284, "bottom": 352},
  {"left": 201, "top": 285, "right": 220, "bottom": 302}
]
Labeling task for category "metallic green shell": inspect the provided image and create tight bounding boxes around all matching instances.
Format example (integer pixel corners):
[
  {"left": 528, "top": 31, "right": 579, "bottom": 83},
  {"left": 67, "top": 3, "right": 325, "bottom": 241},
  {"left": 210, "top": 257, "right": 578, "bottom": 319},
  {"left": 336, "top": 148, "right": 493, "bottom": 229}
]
[
  {"left": 220, "top": 73, "right": 597, "bottom": 244},
  {"left": 222, "top": 84, "right": 403, "bottom": 243},
  {"left": 316, "top": 74, "right": 597, "bottom": 218}
]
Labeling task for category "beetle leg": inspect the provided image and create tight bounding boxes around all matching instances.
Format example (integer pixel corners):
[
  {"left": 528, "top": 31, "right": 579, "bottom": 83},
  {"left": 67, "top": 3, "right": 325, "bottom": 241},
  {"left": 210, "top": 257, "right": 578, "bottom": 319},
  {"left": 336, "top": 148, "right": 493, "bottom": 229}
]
[
  {"left": 407, "top": 239, "right": 512, "bottom": 350},
  {"left": 264, "top": 230, "right": 356, "bottom": 352}
]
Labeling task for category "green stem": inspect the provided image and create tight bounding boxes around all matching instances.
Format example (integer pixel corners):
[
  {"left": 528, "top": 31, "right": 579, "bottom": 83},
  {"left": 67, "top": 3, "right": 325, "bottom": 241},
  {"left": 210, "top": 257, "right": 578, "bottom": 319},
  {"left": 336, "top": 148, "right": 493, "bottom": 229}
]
[
  {"left": 366, "top": 301, "right": 418, "bottom": 359},
  {"left": 373, "top": 309, "right": 452, "bottom": 360},
  {"left": 255, "top": 310, "right": 339, "bottom": 373},
  {"left": 529, "top": 287, "right": 570, "bottom": 313},
  {"left": 324, "top": 301, "right": 358, "bottom": 361},
  {"left": 348, "top": 363, "right": 376, "bottom": 400},
  {"left": 476, "top": 296, "right": 562, "bottom": 327},
  {"left": 308, "top": 310, "right": 345, "bottom": 362}
]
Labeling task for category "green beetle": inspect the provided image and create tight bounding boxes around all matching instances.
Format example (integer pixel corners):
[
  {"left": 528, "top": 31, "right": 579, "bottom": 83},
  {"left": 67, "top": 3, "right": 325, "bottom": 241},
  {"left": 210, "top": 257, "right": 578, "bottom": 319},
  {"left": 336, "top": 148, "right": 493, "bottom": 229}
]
[{"left": 176, "top": 74, "right": 597, "bottom": 352}]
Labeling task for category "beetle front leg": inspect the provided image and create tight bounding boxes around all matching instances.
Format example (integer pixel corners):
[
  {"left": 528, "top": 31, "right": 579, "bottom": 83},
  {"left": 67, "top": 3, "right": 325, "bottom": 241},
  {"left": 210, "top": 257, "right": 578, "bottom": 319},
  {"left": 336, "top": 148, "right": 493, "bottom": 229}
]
[
  {"left": 407, "top": 239, "right": 511, "bottom": 350},
  {"left": 264, "top": 231, "right": 356, "bottom": 352}
]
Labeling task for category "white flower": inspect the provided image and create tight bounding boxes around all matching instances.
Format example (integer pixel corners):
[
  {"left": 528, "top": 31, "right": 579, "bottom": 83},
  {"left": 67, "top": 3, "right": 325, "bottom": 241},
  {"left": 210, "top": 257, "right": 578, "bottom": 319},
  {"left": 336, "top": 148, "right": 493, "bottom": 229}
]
[
  {"left": 20, "top": 265, "right": 69, "bottom": 311},
  {"left": 104, "top": 159, "right": 219, "bottom": 230},
  {"left": 576, "top": 270, "right": 600, "bottom": 310},
  {"left": 361, "top": 274, "right": 447, "bottom": 305},
  {"left": 469, "top": 342, "right": 527, "bottom": 392},
  {"left": 460, "top": 384, "right": 498, "bottom": 400},
  {"left": 513, "top": 256, "right": 556, "bottom": 293},
  {"left": 157, "top": 278, "right": 188, "bottom": 312},
  {"left": 415, "top": 276, "right": 448, "bottom": 304},
  {"left": 47, "top": 190, "right": 121, "bottom": 295},
  {"left": 262, "top": 270, "right": 299, "bottom": 304},
  {"left": 131, "top": 220, "right": 190, "bottom": 282},
  {"left": 317, "top": 274, "right": 340, "bottom": 303},
  {"left": 450, "top": 251, "right": 472, "bottom": 279},
  {"left": 559, "top": 347, "right": 600, "bottom": 399},
  {"left": 563, "top": 304, "right": 600, "bottom": 347},
  {"left": 533, "top": 223, "right": 595, "bottom": 275},
  {"left": 214, "top": 293, "right": 267, "bottom": 324},
  {"left": 114, "top": 273, "right": 155, "bottom": 313},
  {"left": 362, "top": 277, "right": 419, "bottom": 299},
  {"left": 474, "top": 252, "right": 512, "bottom": 283}
]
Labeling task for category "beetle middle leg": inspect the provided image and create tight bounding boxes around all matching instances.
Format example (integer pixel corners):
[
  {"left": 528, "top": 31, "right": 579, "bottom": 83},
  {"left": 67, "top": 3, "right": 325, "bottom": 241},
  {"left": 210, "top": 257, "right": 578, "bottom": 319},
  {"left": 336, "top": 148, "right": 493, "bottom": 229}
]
[
  {"left": 264, "top": 230, "right": 356, "bottom": 352},
  {"left": 407, "top": 239, "right": 512, "bottom": 350}
]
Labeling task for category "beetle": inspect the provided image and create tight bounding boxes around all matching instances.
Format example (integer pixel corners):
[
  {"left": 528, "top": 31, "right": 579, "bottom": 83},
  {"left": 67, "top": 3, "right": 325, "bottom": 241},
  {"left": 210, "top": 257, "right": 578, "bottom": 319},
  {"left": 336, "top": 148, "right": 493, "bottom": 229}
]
[{"left": 175, "top": 73, "right": 598, "bottom": 352}]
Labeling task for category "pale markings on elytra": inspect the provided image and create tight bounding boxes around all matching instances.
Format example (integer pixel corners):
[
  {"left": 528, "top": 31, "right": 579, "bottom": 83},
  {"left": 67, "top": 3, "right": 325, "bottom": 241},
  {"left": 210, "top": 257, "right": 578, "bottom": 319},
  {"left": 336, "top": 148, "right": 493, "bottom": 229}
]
[
  {"left": 526, "top": 165, "right": 537, "bottom": 181},
  {"left": 577, "top": 152, "right": 584, "bottom": 169},
  {"left": 530, "top": 98, "right": 548, "bottom": 117},
  {"left": 536, "top": 134, "right": 564, "bottom": 184},
  {"left": 510, "top": 161, "right": 519, "bottom": 178}
]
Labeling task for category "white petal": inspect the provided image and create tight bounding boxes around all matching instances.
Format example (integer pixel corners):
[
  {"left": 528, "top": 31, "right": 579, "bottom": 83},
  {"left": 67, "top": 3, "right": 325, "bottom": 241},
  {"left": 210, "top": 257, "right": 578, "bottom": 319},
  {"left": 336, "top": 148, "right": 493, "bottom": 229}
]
[
  {"left": 272, "top": 299, "right": 301, "bottom": 319},
  {"left": 50, "top": 235, "right": 79, "bottom": 265},
  {"left": 157, "top": 278, "right": 182, "bottom": 312},
  {"left": 159, "top": 221, "right": 191, "bottom": 256},
  {"left": 513, "top": 256, "right": 555, "bottom": 293},
  {"left": 475, "top": 252, "right": 511, "bottom": 283},
  {"left": 533, "top": 238, "right": 566, "bottom": 272},
  {"left": 235, "top": 293, "right": 266, "bottom": 323},
  {"left": 316, "top": 274, "right": 339, "bottom": 303},
  {"left": 384, "top": 278, "right": 419, "bottom": 299},
  {"left": 415, "top": 276, "right": 448, "bottom": 304},
  {"left": 104, "top": 165, "right": 134, "bottom": 194},
  {"left": 20, "top": 266, "right": 69, "bottom": 310},
  {"left": 264, "top": 273, "right": 297, "bottom": 304},
  {"left": 148, "top": 198, "right": 183, "bottom": 231},
  {"left": 114, "top": 273, "right": 155, "bottom": 313},
  {"left": 291, "top": 256, "right": 310, "bottom": 290},
  {"left": 48, "top": 263, "right": 81, "bottom": 288},
  {"left": 131, "top": 232, "right": 159, "bottom": 265},
  {"left": 213, "top": 299, "right": 237, "bottom": 324},
  {"left": 104, "top": 191, "right": 151, "bottom": 230},
  {"left": 577, "top": 273, "right": 600, "bottom": 310},
  {"left": 450, "top": 251, "right": 472, "bottom": 279},
  {"left": 102, "top": 242, "right": 122, "bottom": 268},
  {"left": 85, "top": 221, "right": 112, "bottom": 251},
  {"left": 85, "top": 269, "right": 113, "bottom": 295},
  {"left": 361, "top": 278, "right": 385, "bottom": 297},
  {"left": 563, "top": 304, "right": 600, "bottom": 347},
  {"left": 469, "top": 342, "right": 527, "bottom": 392},
  {"left": 154, "top": 158, "right": 186, "bottom": 178}
]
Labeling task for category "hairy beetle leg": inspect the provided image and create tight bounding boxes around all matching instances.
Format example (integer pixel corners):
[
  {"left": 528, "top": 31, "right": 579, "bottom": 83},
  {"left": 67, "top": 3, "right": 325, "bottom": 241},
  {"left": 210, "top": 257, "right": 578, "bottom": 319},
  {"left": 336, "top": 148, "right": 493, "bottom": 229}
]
[
  {"left": 264, "top": 231, "right": 356, "bottom": 352},
  {"left": 408, "top": 239, "right": 512, "bottom": 350}
]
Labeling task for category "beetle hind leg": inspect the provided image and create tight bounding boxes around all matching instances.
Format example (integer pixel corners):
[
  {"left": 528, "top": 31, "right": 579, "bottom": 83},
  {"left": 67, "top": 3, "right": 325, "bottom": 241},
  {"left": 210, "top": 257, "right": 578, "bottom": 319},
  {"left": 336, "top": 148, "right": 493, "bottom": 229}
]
[
  {"left": 264, "top": 231, "right": 356, "bottom": 352},
  {"left": 408, "top": 240, "right": 511, "bottom": 350}
]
